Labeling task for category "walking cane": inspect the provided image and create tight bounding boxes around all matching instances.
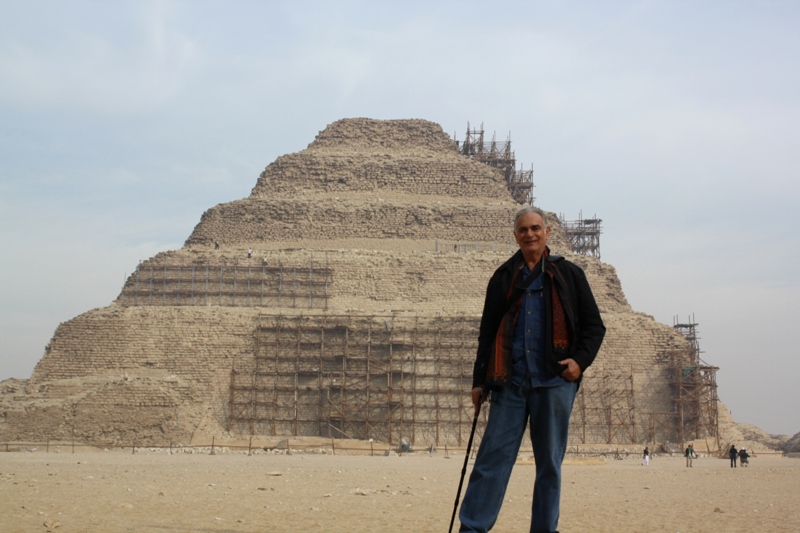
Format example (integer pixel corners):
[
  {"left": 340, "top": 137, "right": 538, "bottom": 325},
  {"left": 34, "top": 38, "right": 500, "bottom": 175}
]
[{"left": 448, "top": 405, "right": 481, "bottom": 533}]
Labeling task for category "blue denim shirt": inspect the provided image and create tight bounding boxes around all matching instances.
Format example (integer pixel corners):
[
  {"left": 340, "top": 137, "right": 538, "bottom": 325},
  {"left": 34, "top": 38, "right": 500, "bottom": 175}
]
[{"left": 511, "top": 265, "right": 566, "bottom": 388}]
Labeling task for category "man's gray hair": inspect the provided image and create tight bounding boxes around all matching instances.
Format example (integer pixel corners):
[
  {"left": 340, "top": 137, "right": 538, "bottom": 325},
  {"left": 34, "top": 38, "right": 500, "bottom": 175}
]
[{"left": 515, "top": 206, "right": 548, "bottom": 226}]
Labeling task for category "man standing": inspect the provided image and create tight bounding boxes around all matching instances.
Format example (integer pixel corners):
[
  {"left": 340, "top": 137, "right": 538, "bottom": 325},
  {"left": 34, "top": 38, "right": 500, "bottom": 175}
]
[
  {"left": 459, "top": 207, "right": 606, "bottom": 533},
  {"left": 729, "top": 444, "right": 738, "bottom": 468},
  {"left": 685, "top": 443, "right": 697, "bottom": 467}
]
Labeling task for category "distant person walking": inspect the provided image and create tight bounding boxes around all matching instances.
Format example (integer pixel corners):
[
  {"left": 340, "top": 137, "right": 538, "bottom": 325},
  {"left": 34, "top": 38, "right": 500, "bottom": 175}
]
[
  {"left": 729, "top": 444, "right": 738, "bottom": 468},
  {"left": 247, "top": 247, "right": 252, "bottom": 259},
  {"left": 685, "top": 443, "right": 696, "bottom": 467},
  {"left": 642, "top": 446, "right": 650, "bottom": 466}
]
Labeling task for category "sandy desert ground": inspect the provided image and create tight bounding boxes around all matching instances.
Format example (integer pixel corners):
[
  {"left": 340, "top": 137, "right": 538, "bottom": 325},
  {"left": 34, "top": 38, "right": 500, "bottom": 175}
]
[{"left": 1, "top": 447, "right": 799, "bottom": 533}]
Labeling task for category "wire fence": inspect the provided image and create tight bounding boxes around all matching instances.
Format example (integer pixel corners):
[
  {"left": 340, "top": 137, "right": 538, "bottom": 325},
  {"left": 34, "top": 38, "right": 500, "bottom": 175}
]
[
  {"left": 8, "top": 440, "right": 784, "bottom": 460},
  {"left": 434, "top": 241, "right": 516, "bottom": 254},
  {"left": 0, "top": 438, "right": 466, "bottom": 457}
]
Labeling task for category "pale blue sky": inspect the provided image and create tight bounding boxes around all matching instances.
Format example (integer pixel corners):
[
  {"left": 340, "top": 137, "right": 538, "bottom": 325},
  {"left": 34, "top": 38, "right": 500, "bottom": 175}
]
[{"left": 1, "top": 0, "right": 798, "bottom": 435}]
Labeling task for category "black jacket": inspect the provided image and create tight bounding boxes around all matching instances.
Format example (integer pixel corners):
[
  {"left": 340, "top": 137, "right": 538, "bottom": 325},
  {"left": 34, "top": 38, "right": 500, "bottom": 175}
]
[{"left": 472, "top": 249, "right": 606, "bottom": 389}]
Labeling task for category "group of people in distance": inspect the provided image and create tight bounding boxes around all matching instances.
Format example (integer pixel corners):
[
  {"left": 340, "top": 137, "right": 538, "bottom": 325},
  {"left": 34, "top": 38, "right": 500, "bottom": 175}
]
[{"left": 639, "top": 443, "right": 751, "bottom": 468}]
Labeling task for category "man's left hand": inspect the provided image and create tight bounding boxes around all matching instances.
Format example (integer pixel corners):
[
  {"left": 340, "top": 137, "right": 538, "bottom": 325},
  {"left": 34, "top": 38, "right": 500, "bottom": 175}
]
[{"left": 558, "top": 358, "right": 582, "bottom": 381}]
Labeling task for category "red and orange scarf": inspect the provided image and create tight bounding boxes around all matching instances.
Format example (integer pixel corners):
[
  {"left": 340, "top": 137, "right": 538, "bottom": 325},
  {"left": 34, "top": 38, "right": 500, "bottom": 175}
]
[{"left": 486, "top": 251, "right": 571, "bottom": 385}]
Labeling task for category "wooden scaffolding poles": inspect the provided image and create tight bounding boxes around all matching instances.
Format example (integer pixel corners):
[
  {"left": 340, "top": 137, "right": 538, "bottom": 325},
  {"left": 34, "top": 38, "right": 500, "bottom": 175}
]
[
  {"left": 571, "top": 368, "right": 637, "bottom": 445},
  {"left": 457, "top": 122, "right": 535, "bottom": 205},
  {"left": 672, "top": 315, "right": 720, "bottom": 450},
  {"left": 558, "top": 211, "right": 603, "bottom": 259},
  {"left": 227, "top": 314, "right": 483, "bottom": 447},
  {"left": 226, "top": 313, "right": 677, "bottom": 448},
  {"left": 120, "top": 257, "right": 331, "bottom": 310}
]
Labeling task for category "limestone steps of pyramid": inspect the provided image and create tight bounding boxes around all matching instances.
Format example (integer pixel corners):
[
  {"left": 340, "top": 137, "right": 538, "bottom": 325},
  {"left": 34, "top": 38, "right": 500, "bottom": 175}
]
[
  {"left": 185, "top": 195, "right": 551, "bottom": 246},
  {"left": 250, "top": 151, "right": 512, "bottom": 199}
]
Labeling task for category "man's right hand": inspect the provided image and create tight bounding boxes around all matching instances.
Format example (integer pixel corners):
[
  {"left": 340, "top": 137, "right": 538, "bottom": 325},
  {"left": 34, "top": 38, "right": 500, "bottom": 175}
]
[{"left": 471, "top": 386, "right": 487, "bottom": 415}]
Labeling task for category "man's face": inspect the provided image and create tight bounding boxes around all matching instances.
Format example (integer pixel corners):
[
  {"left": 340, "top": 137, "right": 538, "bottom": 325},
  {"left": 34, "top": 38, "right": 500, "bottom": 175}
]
[{"left": 514, "top": 211, "right": 551, "bottom": 259}]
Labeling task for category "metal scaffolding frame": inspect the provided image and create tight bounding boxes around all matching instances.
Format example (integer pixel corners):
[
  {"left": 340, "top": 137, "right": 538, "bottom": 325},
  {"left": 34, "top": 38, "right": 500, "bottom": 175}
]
[
  {"left": 672, "top": 315, "right": 720, "bottom": 449},
  {"left": 571, "top": 369, "right": 637, "bottom": 445},
  {"left": 558, "top": 211, "right": 603, "bottom": 258},
  {"left": 457, "top": 122, "right": 535, "bottom": 205},
  {"left": 227, "top": 314, "right": 485, "bottom": 447},
  {"left": 119, "top": 257, "right": 331, "bottom": 310},
  {"left": 224, "top": 313, "right": 676, "bottom": 448},
  {"left": 642, "top": 411, "right": 681, "bottom": 446}
]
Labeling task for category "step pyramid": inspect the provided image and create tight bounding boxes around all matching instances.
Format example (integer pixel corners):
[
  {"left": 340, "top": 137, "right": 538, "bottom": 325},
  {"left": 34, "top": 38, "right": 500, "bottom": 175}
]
[{"left": 0, "top": 118, "right": 708, "bottom": 449}]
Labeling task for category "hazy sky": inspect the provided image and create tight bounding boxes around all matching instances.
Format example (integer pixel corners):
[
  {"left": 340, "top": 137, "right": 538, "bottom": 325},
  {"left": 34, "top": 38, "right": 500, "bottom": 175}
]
[{"left": 1, "top": 1, "right": 798, "bottom": 436}]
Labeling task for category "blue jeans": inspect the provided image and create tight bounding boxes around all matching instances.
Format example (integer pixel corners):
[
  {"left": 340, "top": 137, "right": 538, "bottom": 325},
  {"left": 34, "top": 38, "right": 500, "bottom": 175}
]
[{"left": 459, "top": 381, "right": 578, "bottom": 533}]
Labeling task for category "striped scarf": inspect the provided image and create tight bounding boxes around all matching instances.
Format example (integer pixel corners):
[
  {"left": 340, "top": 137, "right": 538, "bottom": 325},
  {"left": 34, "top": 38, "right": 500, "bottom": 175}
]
[{"left": 486, "top": 252, "right": 571, "bottom": 385}]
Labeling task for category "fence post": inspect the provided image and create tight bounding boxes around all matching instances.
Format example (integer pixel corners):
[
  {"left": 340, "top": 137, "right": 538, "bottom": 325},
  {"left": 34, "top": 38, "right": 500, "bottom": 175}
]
[
  {"left": 46, "top": 440, "right": 49, "bottom": 453},
  {"left": 211, "top": 436, "right": 216, "bottom": 455},
  {"left": 331, "top": 438, "right": 335, "bottom": 456},
  {"left": 248, "top": 436, "right": 253, "bottom": 456}
]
